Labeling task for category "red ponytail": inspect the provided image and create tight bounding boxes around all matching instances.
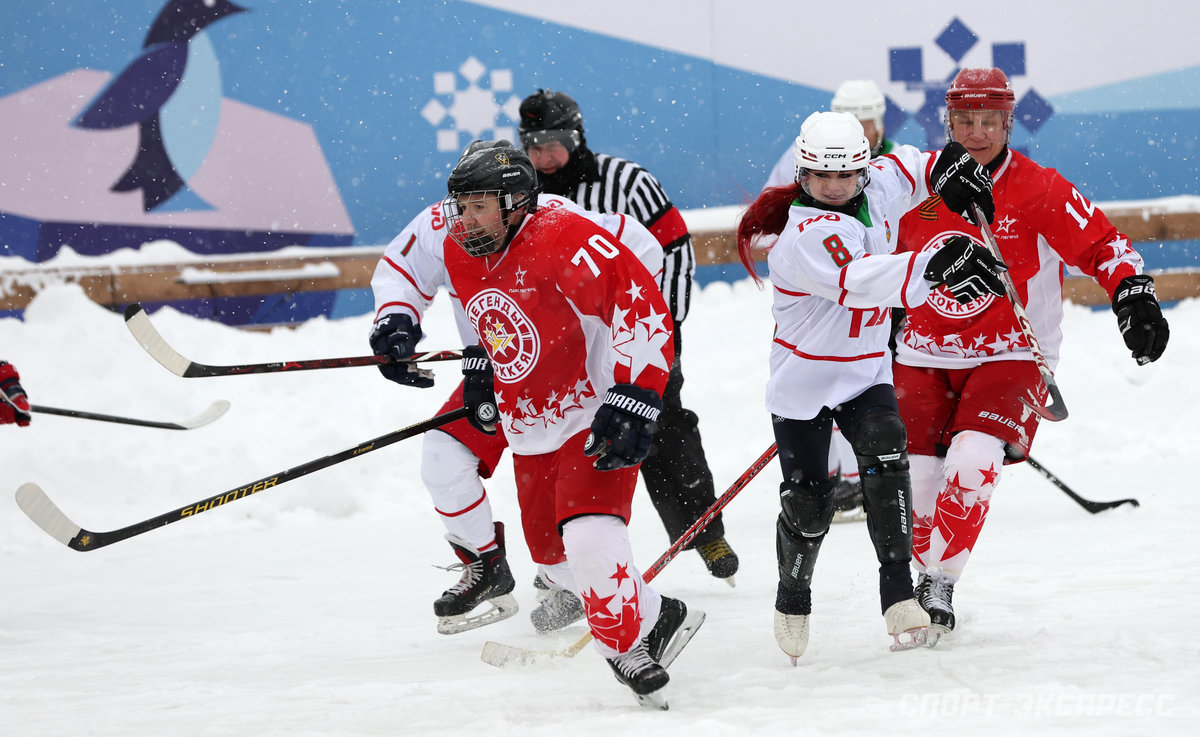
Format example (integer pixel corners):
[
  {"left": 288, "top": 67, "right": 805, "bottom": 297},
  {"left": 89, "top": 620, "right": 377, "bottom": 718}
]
[{"left": 736, "top": 184, "right": 802, "bottom": 285}]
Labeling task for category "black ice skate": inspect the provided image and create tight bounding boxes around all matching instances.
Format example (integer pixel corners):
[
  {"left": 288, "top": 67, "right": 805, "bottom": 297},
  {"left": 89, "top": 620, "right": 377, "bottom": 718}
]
[
  {"left": 606, "top": 641, "right": 670, "bottom": 710},
  {"left": 915, "top": 571, "right": 956, "bottom": 646},
  {"left": 433, "top": 522, "right": 518, "bottom": 635},
  {"left": 695, "top": 536, "right": 740, "bottom": 586},
  {"left": 830, "top": 475, "right": 866, "bottom": 524},
  {"left": 529, "top": 586, "right": 585, "bottom": 633},
  {"left": 646, "top": 596, "right": 706, "bottom": 668}
]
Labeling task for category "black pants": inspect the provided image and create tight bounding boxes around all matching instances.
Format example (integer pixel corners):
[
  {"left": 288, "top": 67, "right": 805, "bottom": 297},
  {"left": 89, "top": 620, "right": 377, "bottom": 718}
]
[
  {"left": 640, "top": 327, "right": 723, "bottom": 547},
  {"left": 772, "top": 384, "right": 900, "bottom": 487}
]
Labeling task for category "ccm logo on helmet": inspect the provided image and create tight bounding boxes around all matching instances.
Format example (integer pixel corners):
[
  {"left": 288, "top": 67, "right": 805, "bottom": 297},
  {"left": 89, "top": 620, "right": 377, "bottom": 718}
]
[{"left": 824, "top": 153, "right": 848, "bottom": 159}]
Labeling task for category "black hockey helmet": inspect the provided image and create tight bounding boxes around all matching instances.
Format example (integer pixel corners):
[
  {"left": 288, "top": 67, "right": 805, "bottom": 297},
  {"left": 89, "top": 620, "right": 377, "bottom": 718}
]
[
  {"left": 518, "top": 89, "right": 584, "bottom": 151},
  {"left": 444, "top": 140, "right": 539, "bottom": 257}
]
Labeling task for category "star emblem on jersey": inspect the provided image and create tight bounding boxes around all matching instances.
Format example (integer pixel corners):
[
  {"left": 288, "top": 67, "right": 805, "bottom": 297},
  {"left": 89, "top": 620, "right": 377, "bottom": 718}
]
[
  {"left": 513, "top": 266, "right": 527, "bottom": 286},
  {"left": 610, "top": 285, "right": 671, "bottom": 382},
  {"left": 464, "top": 289, "right": 539, "bottom": 383},
  {"left": 993, "top": 214, "right": 1018, "bottom": 234}
]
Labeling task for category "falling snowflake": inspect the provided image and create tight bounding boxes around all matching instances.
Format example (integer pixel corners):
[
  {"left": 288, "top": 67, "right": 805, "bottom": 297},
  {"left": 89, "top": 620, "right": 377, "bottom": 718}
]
[{"left": 421, "top": 56, "right": 522, "bottom": 152}]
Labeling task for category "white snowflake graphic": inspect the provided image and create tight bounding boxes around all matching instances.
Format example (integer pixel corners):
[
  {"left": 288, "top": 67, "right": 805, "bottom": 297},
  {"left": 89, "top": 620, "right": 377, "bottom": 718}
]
[{"left": 421, "top": 56, "right": 522, "bottom": 152}]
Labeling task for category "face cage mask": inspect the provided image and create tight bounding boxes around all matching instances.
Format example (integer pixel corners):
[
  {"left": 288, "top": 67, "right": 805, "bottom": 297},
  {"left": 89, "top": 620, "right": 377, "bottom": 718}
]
[{"left": 443, "top": 191, "right": 525, "bottom": 257}]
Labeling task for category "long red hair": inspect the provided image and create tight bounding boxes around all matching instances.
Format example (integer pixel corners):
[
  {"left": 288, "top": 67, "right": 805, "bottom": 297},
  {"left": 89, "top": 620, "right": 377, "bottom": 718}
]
[{"left": 736, "top": 183, "right": 802, "bottom": 285}]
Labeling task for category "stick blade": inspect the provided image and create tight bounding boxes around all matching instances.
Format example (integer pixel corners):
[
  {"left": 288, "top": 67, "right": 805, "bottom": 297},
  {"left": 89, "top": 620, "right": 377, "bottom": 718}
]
[
  {"left": 480, "top": 633, "right": 591, "bottom": 669},
  {"left": 177, "top": 400, "right": 231, "bottom": 429},
  {"left": 124, "top": 303, "right": 192, "bottom": 377},
  {"left": 16, "top": 483, "right": 83, "bottom": 546}
]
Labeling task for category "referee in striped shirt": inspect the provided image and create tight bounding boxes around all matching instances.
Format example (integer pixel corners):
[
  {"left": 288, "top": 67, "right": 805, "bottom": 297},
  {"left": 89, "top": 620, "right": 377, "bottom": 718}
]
[{"left": 518, "top": 89, "right": 739, "bottom": 583}]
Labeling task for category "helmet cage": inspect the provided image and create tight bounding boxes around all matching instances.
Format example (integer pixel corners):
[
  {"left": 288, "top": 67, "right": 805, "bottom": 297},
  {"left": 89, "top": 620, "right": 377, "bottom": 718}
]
[{"left": 442, "top": 189, "right": 532, "bottom": 257}]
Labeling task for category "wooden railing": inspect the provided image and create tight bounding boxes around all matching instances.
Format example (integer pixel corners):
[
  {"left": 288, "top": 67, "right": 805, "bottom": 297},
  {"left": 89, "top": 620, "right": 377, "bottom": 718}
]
[{"left": 2, "top": 201, "right": 1197, "bottom": 314}]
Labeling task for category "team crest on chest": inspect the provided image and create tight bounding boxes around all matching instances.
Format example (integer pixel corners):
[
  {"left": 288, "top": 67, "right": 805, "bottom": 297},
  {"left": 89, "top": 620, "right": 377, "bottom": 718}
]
[
  {"left": 923, "top": 232, "right": 995, "bottom": 319},
  {"left": 464, "top": 289, "right": 540, "bottom": 382}
]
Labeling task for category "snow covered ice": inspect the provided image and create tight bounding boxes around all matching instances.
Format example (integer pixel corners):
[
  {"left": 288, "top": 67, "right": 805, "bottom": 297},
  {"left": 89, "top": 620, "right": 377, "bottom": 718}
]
[{"left": 1, "top": 281, "right": 1197, "bottom": 735}]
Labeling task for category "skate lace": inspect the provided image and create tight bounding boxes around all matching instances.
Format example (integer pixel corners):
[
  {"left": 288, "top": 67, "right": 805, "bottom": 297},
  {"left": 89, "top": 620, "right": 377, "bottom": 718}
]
[
  {"left": 925, "top": 575, "right": 954, "bottom": 609},
  {"left": 610, "top": 643, "right": 656, "bottom": 678},
  {"left": 697, "top": 538, "right": 734, "bottom": 563},
  {"left": 438, "top": 559, "right": 482, "bottom": 594}
]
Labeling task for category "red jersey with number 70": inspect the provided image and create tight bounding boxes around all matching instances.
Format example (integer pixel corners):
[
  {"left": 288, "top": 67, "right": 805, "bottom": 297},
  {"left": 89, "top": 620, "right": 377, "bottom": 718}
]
[
  {"left": 442, "top": 206, "right": 674, "bottom": 456},
  {"left": 895, "top": 148, "right": 1146, "bottom": 371}
]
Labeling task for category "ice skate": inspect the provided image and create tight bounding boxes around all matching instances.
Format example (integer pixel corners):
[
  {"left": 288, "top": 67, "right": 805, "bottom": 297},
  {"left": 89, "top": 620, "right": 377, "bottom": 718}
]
[
  {"left": 830, "top": 476, "right": 866, "bottom": 524},
  {"left": 696, "top": 537, "right": 739, "bottom": 586},
  {"left": 884, "top": 598, "right": 930, "bottom": 651},
  {"left": 773, "top": 610, "right": 810, "bottom": 665},
  {"left": 915, "top": 571, "right": 956, "bottom": 646},
  {"left": 433, "top": 522, "right": 518, "bottom": 635},
  {"left": 606, "top": 641, "right": 670, "bottom": 710},
  {"left": 645, "top": 596, "right": 706, "bottom": 668},
  {"left": 529, "top": 586, "right": 585, "bottom": 633}
]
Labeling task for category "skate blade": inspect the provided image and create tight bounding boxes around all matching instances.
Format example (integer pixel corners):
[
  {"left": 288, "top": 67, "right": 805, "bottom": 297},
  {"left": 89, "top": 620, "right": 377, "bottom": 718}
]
[
  {"left": 924, "top": 623, "right": 952, "bottom": 648},
  {"left": 831, "top": 509, "right": 867, "bottom": 524},
  {"left": 659, "top": 609, "right": 706, "bottom": 669},
  {"left": 889, "top": 626, "right": 928, "bottom": 652},
  {"left": 437, "top": 594, "right": 519, "bottom": 635},
  {"left": 636, "top": 689, "right": 669, "bottom": 710}
]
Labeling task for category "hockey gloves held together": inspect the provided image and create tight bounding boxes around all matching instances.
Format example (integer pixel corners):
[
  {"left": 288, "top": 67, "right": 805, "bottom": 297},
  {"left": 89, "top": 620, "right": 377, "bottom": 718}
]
[
  {"left": 1112, "top": 274, "right": 1169, "bottom": 364},
  {"left": 0, "top": 361, "right": 31, "bottom": 427},
  {"left": 924, "top": 235, "right": 1008, "bottom": 304},
  {"left": 369, "top": 313, "right": 435, "bottom": 388},
  {"left": 583, "top": 383, "right": 663, "bottom": 471},
  {"left": 931, "top": 141, "right": 995, "bottom": 226},
  {"left": 461, "top": 345, "right": 498, "bottom": 435}
]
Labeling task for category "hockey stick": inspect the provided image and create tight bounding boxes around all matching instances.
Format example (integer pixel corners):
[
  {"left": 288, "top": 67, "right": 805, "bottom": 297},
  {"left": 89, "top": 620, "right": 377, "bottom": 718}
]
[
  {"left": 124, "top": 303, "right": 461, "bottom": 378},
  {"left": 480, "top": 442, "right": 779, "bottom": 668},
  {"left": 15, "top": 406, "right": 468, "bottom": 551},
  {"left": 1026, "top": 455, "right": 1139, "bottom": 513},
  {"left": 23, "top": 400, "right": 231, "bottom": 430},
  {"left": 972, "top": 204, "right": 1068, "bottom": 422}
]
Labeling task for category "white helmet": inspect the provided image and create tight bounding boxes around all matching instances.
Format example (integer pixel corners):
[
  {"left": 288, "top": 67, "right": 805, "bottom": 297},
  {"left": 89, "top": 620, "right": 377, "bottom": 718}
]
[
  {"left": 793, "top": 111, "right": 871, "bottom": 178},
  {"left": 831, "top": 79, "right": 886, "bottom": 128}
]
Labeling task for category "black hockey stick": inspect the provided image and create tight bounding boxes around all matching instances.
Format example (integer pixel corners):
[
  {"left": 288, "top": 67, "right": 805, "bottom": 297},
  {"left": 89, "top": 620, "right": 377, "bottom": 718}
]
[
  {"left": 972, "top": 204, "right": 1068, "bottom": 422},
  {"left": 1026, "top": 456, "right": 1140, "bottom": 513},
  {"left": 481, "top": 442, "right": 779, "bottom": 667},
  {"left": 15, "top": 406, "right": 468, "bottom": 551},
  {"left": 124, "top": 303, "right": 461, "bottom": 378},
  {"left": 25, "top": 400, "right": 230, "bottom": 430}
]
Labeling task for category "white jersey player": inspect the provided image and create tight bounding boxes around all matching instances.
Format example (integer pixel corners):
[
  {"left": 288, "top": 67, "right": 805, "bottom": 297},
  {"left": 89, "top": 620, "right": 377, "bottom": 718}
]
[{"left": 734, "top": 111, "right": 1005, "bottom": 661}]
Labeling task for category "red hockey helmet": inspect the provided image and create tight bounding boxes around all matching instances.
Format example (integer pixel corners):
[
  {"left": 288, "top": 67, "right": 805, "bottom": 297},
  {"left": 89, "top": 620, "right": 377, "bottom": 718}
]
[{"left": 944, "top": 67, "right": 1015, "bottom": 145}]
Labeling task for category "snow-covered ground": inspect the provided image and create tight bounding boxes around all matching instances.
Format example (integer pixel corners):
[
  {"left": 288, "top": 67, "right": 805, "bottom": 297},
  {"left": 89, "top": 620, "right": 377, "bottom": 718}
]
[{"left": 1, "top": 281, "right": 1196, "bottom": 736}]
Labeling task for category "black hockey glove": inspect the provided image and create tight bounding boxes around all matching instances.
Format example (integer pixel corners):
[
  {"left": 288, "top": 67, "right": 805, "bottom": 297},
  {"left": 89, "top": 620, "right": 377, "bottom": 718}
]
[
  {"left": 1112, "top": 274, "right": 1169, "bottom": 365},
  {"left": 461, "top": 345, "right": 497, "bottom": 435},
  {"left": 924, "top": 235, "right": 1007, "bottom": 304},
  {"left": 369, "top": 314, "right": 435, "bottom": 388},
  {"left": 931, "top": 141, "right": 995, "bottom": 225},
  {"left": 583, "top": 383, "right": 663, "bottom": 471},
  {"left": 0, "top": 361, "right": 31, "bottom": 427}
]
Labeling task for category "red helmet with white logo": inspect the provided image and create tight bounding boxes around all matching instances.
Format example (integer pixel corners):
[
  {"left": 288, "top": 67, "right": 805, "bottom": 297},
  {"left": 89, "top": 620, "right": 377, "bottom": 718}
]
[{"left": 944, "top": 67, "right": 1015, "bottom": 144}]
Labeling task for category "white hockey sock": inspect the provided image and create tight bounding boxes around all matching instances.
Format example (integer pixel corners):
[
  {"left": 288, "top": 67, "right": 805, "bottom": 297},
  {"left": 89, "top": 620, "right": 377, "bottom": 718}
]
[
  {"left": 561, "top": 515, "right": 662, "bottom": 658},
  {"left": 421, "top": 431, "right": 497, "bottom": 552},
  {"left": 925, "top": 430, "right": 1005, "bottom": 579},
  {"left": 909, "top": 454, "right": 943, "bottom": 571}
]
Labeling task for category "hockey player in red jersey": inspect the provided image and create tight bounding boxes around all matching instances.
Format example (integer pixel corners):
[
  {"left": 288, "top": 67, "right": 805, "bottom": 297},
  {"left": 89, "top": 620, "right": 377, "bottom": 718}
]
[
  {"left": 439, "top": 140, "right": 704, "bottom": 708},
  {"left": 894, "top": 68, "right": 1170, "bottom": 644},
  {"left": 736, "top": 111, "right": 1004, "bottom": 662},
  {"left": 0, "top": 361, "right": 32, "bottom": 427}
]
